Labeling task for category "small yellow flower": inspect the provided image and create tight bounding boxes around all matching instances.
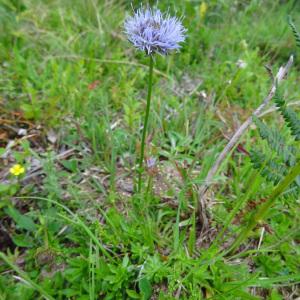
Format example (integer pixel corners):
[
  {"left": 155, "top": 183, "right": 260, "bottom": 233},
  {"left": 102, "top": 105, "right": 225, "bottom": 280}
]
[
  {"left": 200, "top": 2, "right": 208, "bottom": 20},
  {"left": 9, "top": 164, "right": 25, "bottom": 176}
]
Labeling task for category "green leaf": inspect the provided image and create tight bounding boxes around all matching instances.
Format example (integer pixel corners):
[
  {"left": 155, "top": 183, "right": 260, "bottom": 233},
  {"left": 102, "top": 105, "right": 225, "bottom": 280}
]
[
  {"left": 11, "top": 234, "right": 34, "bottom": 247},
  {"left": 288, "top": 16, "right": 300, "bottom": 48},
  {"left": 20, "top": 103, "right": 36, "bottom": 119},
  {"left": 270, "top": 289, "right": 283, "bottom": 300},
  {"left": 139, "top": 278, "right": 152, "bottom": 300},
  {"left": 0, "top": 184, "right": 10, "bottom": 193},
  {"left": 231, "top": 290, "right": 260, "bottom": 300},
  {"left": 122, "top": 254, "right": 129, "bottom": 268},
  {"left": 126, "top": 289, "right": 140, "bottom": 299},
  {"left": 61, "top": 160, "right": 78, "bottom": 172},
  {"left": 5, "top": 207, "right": 36, "bottom": 232},
  {"left": 0, "top": 148, "right": 6, "bottom": 156}
]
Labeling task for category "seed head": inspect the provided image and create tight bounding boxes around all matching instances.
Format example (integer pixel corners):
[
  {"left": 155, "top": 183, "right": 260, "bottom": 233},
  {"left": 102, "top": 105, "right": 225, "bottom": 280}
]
[{"left": 124, "top": 7, "right": 186, "bottom": 55}]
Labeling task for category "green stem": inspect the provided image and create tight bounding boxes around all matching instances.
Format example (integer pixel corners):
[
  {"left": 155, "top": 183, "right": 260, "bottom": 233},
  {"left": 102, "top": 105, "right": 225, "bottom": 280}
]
[
  {"left": 137, "top": 55, "right": 154, "bottom": 193},
  {"left": 228, "top": 160, "right": 300, "bottom": 254}
]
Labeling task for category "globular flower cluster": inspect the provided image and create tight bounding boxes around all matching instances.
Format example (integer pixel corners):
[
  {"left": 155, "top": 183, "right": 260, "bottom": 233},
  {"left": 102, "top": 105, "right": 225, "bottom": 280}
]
[{"left": 124, "top": 7, "right": 186, "bottom": 55}]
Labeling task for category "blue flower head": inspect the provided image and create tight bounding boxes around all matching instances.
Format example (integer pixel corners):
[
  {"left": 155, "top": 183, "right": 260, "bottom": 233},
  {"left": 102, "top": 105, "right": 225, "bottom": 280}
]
[{"left": 124, "top": 7, "right": 187, "bottom": 55}]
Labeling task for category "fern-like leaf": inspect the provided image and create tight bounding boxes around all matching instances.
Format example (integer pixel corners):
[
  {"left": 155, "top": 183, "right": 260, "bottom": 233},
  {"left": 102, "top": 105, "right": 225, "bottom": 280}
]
[
  {"left": 252, "top": 116, "right": 296, "bottom": 165},
  {"left": 281, "top": 108, "right": 300, "bottom": 141},
  {"left": 249, "top": 149, "right": 266, "bottom": 170},
  {"left": 248, "top": 25, "right": 300, "bottom": 201},
  {"left": 281, "top": 181, "right": 300, "bottom": 199},
  {"left": 288, "top": 16, "right": 300, "bottom": 48},
  {"left": 274, "top": 87, "right": 300, "bottom": 141},
  {"left": 250, "top": 150, "right": 287, "bottom": 186}
]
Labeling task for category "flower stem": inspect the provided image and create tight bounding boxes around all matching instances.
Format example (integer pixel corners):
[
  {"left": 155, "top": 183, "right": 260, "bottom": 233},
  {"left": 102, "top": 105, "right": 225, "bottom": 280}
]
[{"left": 137, "top": 55, "right": 154, "bottom": 193}]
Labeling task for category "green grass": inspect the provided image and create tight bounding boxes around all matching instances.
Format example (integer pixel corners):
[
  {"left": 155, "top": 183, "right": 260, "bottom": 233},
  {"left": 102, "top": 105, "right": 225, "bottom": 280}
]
[{"left": 1, "top": 0, "right": 300, "bottom": 299}]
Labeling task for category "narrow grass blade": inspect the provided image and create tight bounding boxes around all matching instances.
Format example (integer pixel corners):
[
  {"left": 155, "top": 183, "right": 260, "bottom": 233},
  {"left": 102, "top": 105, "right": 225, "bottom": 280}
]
[
  {"left": 228, "top": 161, "right": 300, "bottom": 253},
  {"left": 0, "top": 252, "right": 55, "bottom": 300},
  {"left": 17, "top": 196, "right": 113, "bottom": 259}
]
